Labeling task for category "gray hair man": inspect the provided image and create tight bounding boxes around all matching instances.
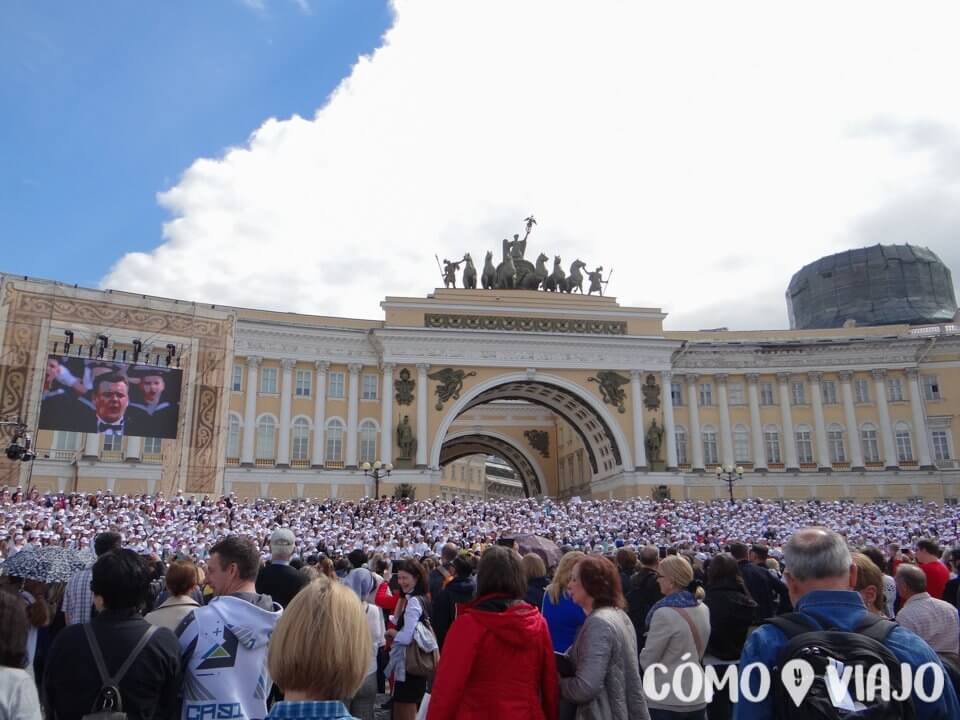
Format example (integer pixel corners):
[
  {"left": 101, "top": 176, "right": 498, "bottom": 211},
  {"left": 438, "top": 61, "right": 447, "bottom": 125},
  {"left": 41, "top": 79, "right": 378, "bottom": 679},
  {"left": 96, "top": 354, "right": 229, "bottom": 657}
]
[
  {"left": 255, "top": 528, "right": 307, "bottom": 609},
  {"left": 736, "top": 527, "right": 959, "bottom": 720},
  {"left": 896, "top": 564, "right": 960, "bottom": 662}
]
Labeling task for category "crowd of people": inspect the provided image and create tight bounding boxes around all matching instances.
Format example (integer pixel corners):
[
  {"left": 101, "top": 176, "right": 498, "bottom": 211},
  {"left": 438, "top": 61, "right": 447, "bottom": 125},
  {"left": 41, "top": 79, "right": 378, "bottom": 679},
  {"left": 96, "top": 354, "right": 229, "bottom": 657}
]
[{"left": 3, "top": 488, "right": 960, "bottom": 719}]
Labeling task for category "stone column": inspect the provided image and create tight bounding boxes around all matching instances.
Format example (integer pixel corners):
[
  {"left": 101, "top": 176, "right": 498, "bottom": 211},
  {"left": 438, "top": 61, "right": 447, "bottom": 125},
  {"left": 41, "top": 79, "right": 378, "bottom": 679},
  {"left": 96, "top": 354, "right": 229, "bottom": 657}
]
[
  {"left": 630, "top": 370, "right": 648, "bottom": 470},
  {"left": 83, "top": 432, "right": 100, "bottom": 460},
  {"left": 777, "top": 373, "right": 799, "bottom": 471},
  {"left": 416, "top": 363, "right": 430, "bottom": 468},
  {"left": 311, "top": 361, "right": 329, "bottom": 467},
  {"left": 381, "top": 363, "right": 395, "bottom": 464},
  {"left": 746, "top": 374, "right": 767, "bottom": 471},
  {"left": 686, "top": 374, "right": 704, "bottom": 471},
  {"left": 808, "top": 372, "right": 831, "bottom": 471},
  {"left": 662, "top": 371, "right": 678, "bottom": 470},
  {"left": 906, "top": 368, "right": 935, "bottom": 469},
  {"left": 124, "top": 435, "right": 141, "bottom": 463},
  {"left": 838, "top": 372, "right": 864, "bottom": 471},
  {"left": 346, "top": 363, "right": 361, "bottom": 468},
  {"left": 276, "top": 358, "right": 295, "bottom": 467},
  {"left": 716, "top": 374, "right": 734, "bottom": 468},
  {"left": 240, "top": 356, "right": 260, "bottom": 466},
  {"left": 873, "top": 369, "right": 899, "bottom": 470}
]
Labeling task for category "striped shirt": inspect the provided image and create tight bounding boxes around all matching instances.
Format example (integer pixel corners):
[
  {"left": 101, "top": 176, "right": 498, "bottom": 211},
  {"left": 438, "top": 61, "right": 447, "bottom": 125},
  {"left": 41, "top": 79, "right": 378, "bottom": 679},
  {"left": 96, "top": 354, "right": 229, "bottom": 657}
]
[
  {"left": 896, "top": 592, "right": 960, "bottom": 655},
  {"left": 266, "top": 701, "right": 357, "bottom": 719},
  {"left": 64, "top": 567, "right": 94, "bottom": 625}
]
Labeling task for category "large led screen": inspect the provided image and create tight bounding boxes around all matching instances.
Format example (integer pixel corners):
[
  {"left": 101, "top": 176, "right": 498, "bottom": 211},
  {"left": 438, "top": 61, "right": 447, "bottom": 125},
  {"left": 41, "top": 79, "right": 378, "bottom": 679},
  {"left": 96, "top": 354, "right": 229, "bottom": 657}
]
[{"left": 38, "top": 355, "right": 183, "bottom": 439}]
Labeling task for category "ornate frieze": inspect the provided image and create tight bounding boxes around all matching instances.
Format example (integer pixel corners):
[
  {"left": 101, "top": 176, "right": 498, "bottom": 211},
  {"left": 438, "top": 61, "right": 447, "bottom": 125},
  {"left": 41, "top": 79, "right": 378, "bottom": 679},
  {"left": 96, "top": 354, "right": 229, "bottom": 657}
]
[
  {"left": 524, "top": 429, "right": 550, "bottom": 458},
  {"left": 425, "top": 313, "right": 627, "bottom": 336}
]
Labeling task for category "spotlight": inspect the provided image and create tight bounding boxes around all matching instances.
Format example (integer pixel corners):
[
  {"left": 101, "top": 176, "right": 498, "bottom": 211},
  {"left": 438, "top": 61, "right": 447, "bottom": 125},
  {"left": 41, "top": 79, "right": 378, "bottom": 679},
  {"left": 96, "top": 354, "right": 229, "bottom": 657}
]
[
  {"left": 165, "top": 344, "right": 176, "bottom": 366},
  {"left": 63, "top": 330, "right": 74, "bottom": 354},
  {"left": 97, "top": 335, "right": 108, "bottom": 359},
  {"left": 132, "top": 339, "right": 142, "bottom": 362}
]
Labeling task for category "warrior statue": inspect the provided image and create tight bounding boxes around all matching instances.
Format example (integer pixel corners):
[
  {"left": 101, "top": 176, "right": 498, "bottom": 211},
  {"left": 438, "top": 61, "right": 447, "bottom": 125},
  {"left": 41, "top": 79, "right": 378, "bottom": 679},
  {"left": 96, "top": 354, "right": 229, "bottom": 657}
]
[
  {"left": 587, "top": 266, "right": 604, "bottom": 296},
  {"left": 442, "top": 258, "right": 462, "bottom": 288},
  {"left": 396, "top": 415, "right": 417, "bottom": 460}
]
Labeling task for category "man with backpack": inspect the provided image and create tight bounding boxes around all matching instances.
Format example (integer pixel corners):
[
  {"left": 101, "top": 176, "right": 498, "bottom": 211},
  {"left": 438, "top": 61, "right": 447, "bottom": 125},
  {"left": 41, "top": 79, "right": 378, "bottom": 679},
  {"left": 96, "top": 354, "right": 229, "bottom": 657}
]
[{"left": 736, "top": 527, "right": 960, "bottom": 720}]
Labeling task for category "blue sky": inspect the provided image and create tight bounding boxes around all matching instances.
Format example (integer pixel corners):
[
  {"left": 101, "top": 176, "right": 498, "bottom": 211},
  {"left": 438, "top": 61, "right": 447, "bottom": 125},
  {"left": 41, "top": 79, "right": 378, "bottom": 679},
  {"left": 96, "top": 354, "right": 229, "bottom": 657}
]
[{"left": 1, "top": 0, "right": 392, "bottom": 286}]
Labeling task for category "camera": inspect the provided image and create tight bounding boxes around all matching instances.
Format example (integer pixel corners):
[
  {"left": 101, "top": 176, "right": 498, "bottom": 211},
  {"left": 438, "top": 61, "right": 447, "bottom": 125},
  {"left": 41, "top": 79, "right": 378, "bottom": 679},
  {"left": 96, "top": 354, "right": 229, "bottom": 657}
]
[{"left": 3, "top": 422, "right": 36, "bottom": 462}]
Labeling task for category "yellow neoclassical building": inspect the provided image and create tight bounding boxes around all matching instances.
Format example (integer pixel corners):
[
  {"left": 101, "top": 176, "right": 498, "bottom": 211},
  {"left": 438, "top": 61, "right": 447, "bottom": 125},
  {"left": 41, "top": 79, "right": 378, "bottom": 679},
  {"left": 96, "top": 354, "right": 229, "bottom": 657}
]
[{"left": 1, "top": 272, "right": 958, "bottom": 503}]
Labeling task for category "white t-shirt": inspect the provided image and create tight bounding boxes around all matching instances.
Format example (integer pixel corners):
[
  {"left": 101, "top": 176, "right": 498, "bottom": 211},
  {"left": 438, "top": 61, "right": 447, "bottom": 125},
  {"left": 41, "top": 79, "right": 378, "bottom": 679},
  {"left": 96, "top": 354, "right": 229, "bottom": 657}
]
[
  {"left": 363, "top": 601, "right": 386, "bottom": 677},
  {"left": 0, "top": 667, "right": 42, "bottom": 720}
]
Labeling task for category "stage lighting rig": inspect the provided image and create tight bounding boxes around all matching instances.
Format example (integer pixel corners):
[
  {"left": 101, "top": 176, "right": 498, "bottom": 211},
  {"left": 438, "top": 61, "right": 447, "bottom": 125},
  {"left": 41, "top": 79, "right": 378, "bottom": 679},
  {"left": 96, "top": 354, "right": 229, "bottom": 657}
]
[{"left": 2, "top": 420, "right": 35, "bottom": 462}]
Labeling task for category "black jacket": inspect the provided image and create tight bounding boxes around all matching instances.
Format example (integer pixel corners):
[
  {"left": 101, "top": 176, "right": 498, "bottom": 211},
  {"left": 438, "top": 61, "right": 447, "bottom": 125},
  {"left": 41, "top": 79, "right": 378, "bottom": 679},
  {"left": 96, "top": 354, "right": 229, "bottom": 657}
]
[
  {"left": 524, "top": 576, "right": 549, "bottom": 610},
  {"left": 626, "top": 567, "right": 663, "bottom": 650},
  {"left": 944, "top": 576, "right": 960, "bottom": 610},
  {"left": 256, "top": 561, "right": 308, "bottom": 609},
  {"left": 704, "top": 581, "right": 758, "bottom": 660},
  {"left": 738, "top": 560, "right": 791, "bottom": 620},
  {"left": 432, "top": 575, "right": 476, "bottom": 650},
  {"left": 43, "top": 609, "right": 181, "bottom": 720}
]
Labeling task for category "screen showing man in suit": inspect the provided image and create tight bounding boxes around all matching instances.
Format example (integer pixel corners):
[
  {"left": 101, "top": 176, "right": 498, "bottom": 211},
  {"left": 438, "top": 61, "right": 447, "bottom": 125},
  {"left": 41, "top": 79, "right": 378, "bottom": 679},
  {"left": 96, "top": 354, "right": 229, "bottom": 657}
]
[{"left": 37, "top": 354, "right": 183, "bottom": 439}]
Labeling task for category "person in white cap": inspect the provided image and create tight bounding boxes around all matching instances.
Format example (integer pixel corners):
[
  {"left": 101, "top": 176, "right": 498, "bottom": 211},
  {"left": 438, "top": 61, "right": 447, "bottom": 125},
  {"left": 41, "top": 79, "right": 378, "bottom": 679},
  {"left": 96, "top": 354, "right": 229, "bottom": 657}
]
[{"left": 255, "top": 528, "right": 308, "bottom": 609}]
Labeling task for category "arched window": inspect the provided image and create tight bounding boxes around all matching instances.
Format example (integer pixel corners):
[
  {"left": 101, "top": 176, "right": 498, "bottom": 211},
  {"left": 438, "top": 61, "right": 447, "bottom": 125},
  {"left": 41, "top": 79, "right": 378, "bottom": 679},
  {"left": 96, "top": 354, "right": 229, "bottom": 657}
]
[
  {"left": 675, "top": 426, "right": 688, "bottom": 465},
  {"left": 733, "top": 424, "right": 751, "bottom": 463},
  {"left": 702, "top": 425, "right": 718, "bottom": 465},
  {"left": 359, "top": 420, "right": 378, "bottom": 463},
  {"left": 326, "top": 419, "right": 344, "bottom": 463},
  {"left": 827, "top": 423, "right": 846, "bottom": 463},
  {"left": 861, "top": 423, "right": 880, "bottom": 463},
  {"left": 795, "top": 424, "right": 813, "bottom": 464},
  {"left": 226, "top": 414, "right": 241, "bottom": 459},
  {"left": 291, "top": 417, "right": 310, "bottom": 461},
  {"left": 895, "top": 422, "right": 913, "bottom": 462},
  {"left": 255, "top": 416, "right": 276, "bottom": 460},
  {"left": 764, "top": 425, "right": 782, "bottom": 464}
]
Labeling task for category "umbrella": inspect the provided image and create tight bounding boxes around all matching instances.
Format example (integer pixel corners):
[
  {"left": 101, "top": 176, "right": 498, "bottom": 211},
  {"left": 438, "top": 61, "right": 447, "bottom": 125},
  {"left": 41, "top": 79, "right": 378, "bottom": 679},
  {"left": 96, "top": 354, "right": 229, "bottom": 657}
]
[
  {"left": 0, "top": 546, "right": 88, "bottom": 584},
  {"left": 514, "top": 534, "right": 562, "bottom": 570}
]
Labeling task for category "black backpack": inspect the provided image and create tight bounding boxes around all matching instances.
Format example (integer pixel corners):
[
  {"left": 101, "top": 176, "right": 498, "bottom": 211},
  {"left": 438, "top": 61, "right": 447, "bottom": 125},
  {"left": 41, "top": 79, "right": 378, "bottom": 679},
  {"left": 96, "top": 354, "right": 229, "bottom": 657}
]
[
  {"left": 764, "top": 612, "right": 915, "bottom": 720},
  {"left": 82, "top": 624, "right": 158, "bottom": 720}
]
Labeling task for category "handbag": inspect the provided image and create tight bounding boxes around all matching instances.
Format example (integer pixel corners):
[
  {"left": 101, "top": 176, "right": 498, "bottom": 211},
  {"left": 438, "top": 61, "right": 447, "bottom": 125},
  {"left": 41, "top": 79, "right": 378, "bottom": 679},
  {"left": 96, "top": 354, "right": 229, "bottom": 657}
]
[
  {"left": 82, "top": 623, "right": 158, "bottom": 720},
  {"left": 405, "top": 613, "right": 439, "bottom": 678}
]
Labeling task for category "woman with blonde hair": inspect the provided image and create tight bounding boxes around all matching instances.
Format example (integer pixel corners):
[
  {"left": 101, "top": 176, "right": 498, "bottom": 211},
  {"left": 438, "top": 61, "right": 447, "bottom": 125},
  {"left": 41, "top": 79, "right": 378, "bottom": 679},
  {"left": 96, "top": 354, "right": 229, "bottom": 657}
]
[
  {"left": 542, "top": 551, "right": 586, "bottom": 652},
  {"left": 852, "top": 552, "right": 888, "bottom": 617},
  {"left": 266, "top": 578, "right": 371, "bottom": 719},
  {"left": 638, "top": 555, "right": 710, "bottom": 719}
]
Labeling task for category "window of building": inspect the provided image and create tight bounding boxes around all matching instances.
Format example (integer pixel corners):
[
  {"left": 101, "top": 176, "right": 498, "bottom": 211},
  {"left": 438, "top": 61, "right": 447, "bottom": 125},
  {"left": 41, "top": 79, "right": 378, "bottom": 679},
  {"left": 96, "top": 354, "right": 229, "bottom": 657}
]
[
  {"left": 861, "top": 424, "right": 880, "bottom": 463},
  {"left": 854, "top": 378, "right": 871, "bottom": 404},
  {"left": 259, "top": 367, "right": 278, "bottom": 395},
  {"left": 295, "top": 369, "right": 311, "bottom": 398},
  {"left": 102, "top": 434, "right": 120, "bottom": 452},
  {"left": 932, "top": 430, "right": 951, "bottom": 461},
  {"left": 827, "top": 424, "right": 846, "bottom": 463},
  {"left": 255, "top": 416, "right": 276, "bottom": 459},
  {"left": 232, "top": 366, "right": 243, "bottom": 392},
  {"left": 699, "top": 383, "right": 713, "bottom": 406},
  {"left": 922, "top": 375, "right": 941, "bottom": 401},
  {"left": 702, "top": 426, "right": 718, "bottom": 465},
  {"left": 52, "top": 431, "right": 82, "bottom": 451},
  {"left": 728, "top": 383, "right": 745, "bottom": 405},
  {"left": 326, "top": 419, "right": 344, "bottom": 462},
  {"left": 791, "top": 382, "right": 806, "bottom": 405},
  {"left": 292, "top": 418, "right": 310, "bottom": 461},
  {"left": 226, "top": 415, "right": 241, "bottom": 458},
  {"left": 887, "top": 378, "right": 904, "bottom": 402},
  {"left": 143, "top": 436, "right": 162, "bottom": 455},
  {"left": 359, "top": 420, "right": 377, "bottom": 462},
  {"left": 675, "top": 426, "right": 688, "bottom": 465},
  {"left": 796, "top": 426, "right": 813, "bottom": 464},
  {"left": 760, "top": 383, "right": 775, "bottom": 406},
  {"left": 734, "top": 424, "right": 751, "bottom": 463},
  {"left": 764, "top": 427, "right": 782, "bottom": 464},
  {"left": 361, "top": 374, "right": 378, "bottom": 401},
  {"left": 821, "top": 381, "right": 838, "bottom": 405},
  {"left": 328, "top": 372, "right": 345, "bottom": 400},
  {"left": 670, "top": 383, "right": 683, "bottom": 407},
  {"left": 895, "top": 423, "right": 913, "bottom": 462}
]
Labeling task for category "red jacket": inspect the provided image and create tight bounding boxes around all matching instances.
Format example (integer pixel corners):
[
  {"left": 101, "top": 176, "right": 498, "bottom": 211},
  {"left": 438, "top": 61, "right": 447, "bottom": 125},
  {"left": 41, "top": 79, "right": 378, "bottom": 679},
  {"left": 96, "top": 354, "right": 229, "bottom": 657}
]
[{"left": 427, "top": 594, "right": 559, "bottom": 720}]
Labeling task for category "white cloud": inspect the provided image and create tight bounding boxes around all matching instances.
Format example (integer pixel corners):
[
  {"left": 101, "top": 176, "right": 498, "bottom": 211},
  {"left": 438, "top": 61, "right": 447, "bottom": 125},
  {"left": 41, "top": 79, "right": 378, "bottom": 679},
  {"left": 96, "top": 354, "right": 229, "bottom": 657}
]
[{"left": 102, "top": 0, "right": 960, "bottom": 329}]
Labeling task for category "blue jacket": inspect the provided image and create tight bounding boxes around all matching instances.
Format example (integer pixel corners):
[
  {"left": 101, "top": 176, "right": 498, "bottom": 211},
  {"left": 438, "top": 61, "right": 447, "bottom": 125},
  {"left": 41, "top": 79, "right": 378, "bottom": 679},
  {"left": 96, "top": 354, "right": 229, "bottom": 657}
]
[
  {"left": 735, "top": 590, "right": 960, "bottom": 720},
  {"left": 542, "top": 590, "right": 586, "bottom": 653}
]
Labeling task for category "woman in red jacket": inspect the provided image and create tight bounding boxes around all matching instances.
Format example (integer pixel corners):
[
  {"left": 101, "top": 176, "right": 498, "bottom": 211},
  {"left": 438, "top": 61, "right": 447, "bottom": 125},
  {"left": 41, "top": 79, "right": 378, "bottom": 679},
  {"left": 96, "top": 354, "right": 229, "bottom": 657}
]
[{"left": 427, "top": 546, "right": 559, "bottom": 720}]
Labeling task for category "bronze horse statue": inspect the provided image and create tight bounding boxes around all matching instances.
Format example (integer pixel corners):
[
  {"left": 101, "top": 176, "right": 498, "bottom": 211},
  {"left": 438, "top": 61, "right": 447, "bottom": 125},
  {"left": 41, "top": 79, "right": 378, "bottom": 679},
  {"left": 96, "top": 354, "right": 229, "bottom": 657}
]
[
  {"left": 542, "top": 256, "right": 568, "bottom": 292},
  {"left": 462, "top": 253, "right": 477, "bottom": 289},
  {"left": 568, "top": 259, "right": 587, "bottom": 293},
  {"left": 481, "top": 251, "right": 497, "bottom": 289},
  {"left": 520, "top": 252, "right": 550, "bottom": 290},
  {"left": 498, "top": 253, "right": 517, "bottom": 289}
]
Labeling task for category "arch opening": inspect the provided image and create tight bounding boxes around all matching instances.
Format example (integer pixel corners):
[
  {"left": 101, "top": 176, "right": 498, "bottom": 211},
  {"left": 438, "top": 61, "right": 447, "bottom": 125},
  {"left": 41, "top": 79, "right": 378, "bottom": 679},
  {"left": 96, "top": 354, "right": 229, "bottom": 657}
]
[{"left": 440, "top": 431, "right": 546, "bottom": 497}]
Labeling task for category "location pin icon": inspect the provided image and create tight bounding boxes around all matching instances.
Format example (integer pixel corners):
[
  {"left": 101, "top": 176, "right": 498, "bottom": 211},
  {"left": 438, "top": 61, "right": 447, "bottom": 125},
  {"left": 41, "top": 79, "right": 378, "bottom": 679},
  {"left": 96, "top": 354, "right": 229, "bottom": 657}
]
[{"left": 781, "top": 659, "right": 814, "bottom": 707}]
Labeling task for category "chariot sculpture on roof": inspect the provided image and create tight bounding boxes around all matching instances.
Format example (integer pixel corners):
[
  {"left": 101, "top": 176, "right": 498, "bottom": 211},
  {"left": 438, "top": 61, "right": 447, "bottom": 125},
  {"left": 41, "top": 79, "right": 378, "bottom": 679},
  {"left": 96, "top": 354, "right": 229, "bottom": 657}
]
[{"left": 441, "top": 216, "right": 612, "bottom": 295}]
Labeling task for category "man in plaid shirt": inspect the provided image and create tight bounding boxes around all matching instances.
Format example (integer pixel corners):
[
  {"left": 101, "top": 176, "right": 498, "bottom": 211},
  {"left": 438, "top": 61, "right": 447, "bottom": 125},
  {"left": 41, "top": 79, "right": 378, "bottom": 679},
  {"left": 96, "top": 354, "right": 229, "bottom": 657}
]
[
  {"left": 64, "top": 531, "right": 122, "bottom": 624},
  {"left": 896, "top": 563, "right": 960, "bottom": 659}
]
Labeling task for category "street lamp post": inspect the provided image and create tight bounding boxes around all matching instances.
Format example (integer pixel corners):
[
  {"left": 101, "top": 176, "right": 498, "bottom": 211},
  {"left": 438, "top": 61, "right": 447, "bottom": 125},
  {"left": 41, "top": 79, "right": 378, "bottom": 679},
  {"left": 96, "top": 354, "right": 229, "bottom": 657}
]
[
  {"left": 361, "top": 460, "right": 393, "bottom": 500},
  {"left": 715, "top": 464, "right": 744, "bottom": 503}
]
